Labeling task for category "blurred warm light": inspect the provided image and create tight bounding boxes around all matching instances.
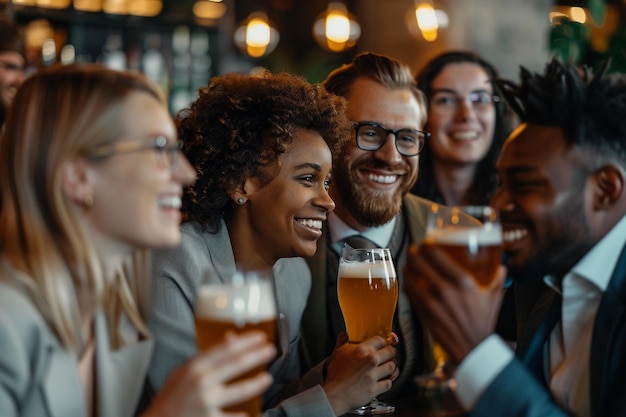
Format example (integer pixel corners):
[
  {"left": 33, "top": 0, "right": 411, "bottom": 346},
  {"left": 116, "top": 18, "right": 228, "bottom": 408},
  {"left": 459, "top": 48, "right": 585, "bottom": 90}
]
[
  {"left": 193, "top": 0, "right": 227, "bottom": 19},
  {"left": 36, "top": 0, "right": 71, "bottom": 7},
  {"left": 312, "top": 2, "right": 361, "bottom": 53},
  {"left": 103, "top": 0, "right": 127, "bottom": 14},
  {"left": 416, "top": 2, "right": 438, "bottom": 41},
  {"left": 74, "top": 0, "right": 102, "bottom": 12},
  {"left": 550, "top": 6, "right": 587, "bottom": 24},
  {"left": 405, "top": 1, "right": 448, "bottom": 42},
  {"left": 233, "top": 12, "right": 279, "bottom": 58},
  {"left": 101, "top": 0, "right": 161, "bottom": 16},
  {"left": 24, "top": 19, "right": 55, "bottom": 50},
  {"left": 570, "top": 7, "right": 587, "bottom": 23},
  {"left": 127, "top": 0, "right": 162, "bottom": 16},
  {"left": 12, "top": 0, "right": 37, "bottom": 5}
]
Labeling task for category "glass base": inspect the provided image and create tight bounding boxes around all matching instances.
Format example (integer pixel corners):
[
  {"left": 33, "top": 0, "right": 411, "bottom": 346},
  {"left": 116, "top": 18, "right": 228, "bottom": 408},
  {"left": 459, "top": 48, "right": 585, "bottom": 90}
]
[
  {"left": 347, "top": 398, "right": 395, "bottom": 415},
  {"left": 414, "top": 368, "right": 465, "bottom": 417}
]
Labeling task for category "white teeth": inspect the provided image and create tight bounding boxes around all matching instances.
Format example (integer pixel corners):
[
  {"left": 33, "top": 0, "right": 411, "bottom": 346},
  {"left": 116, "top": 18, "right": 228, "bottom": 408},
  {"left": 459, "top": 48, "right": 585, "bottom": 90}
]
[
  {"left": 158, "top": 196, "right": 181, "bottom": 209},
  {"left": 368, "top": 174, "right": 397, "bottom": 184},
  {"left": 297, "top": 219, "right": 322, "bottom": 230},
  {"left": 451, "top": 131, "right": 478, "bottom": 141},
  {"left": 504, "top": 229, "right": 528, "bottom": 242}
]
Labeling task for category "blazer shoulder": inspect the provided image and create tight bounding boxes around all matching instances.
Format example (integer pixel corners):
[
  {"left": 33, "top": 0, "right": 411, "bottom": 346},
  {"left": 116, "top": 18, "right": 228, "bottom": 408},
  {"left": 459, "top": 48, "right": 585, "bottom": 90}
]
[
  {"left": 403, "top": 194, "right": 434, "bottom": 243},
  {"left": 0, "top": 282, "right": 61, "bottom": 416},
  {"left": 0, "top": 282, "right": 55, "bottom": 348}
]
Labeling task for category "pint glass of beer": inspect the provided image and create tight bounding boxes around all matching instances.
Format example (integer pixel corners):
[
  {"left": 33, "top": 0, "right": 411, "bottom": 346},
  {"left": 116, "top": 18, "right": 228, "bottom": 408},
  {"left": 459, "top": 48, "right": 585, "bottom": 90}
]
[
  {"left": 337, "top": 247, "right": 398, "bottom": 415},
  {"left": 424, "top": 205, "right": 502, "bottom": 288},
  {"left": 415, "top": 205, "right": 503, "bottom": 416},
  {"left": 194, "top": 270, "right": 277, "bottom": 416}
]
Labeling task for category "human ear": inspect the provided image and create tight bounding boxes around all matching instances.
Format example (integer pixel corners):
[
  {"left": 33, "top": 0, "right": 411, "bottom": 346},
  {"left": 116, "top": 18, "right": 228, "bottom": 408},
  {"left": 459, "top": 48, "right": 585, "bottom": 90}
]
[
  {"left": 229, "top": 177, "right": 260, "bottom": 206},
  {"left": 61, "top": 157, "right": 95, "bottom": 208},
  {"left": 592, "top": 164, "right": 625, "bottom": 210}
]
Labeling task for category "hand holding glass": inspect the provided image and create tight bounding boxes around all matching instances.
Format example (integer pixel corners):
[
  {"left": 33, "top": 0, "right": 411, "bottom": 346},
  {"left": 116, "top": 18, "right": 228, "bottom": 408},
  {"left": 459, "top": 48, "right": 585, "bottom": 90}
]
[
  {"left": 415, "top": 205, "right": 502, "bottom": 416},
  {"left": 338, "top": 247, "right": 398, "bottom": 415},
  {"left": 194, "top": 271, "right": 278, "bottom": 416}
]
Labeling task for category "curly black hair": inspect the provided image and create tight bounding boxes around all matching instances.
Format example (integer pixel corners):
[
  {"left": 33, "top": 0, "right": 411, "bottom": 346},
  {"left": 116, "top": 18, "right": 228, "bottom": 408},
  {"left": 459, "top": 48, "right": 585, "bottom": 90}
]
[
  {"left": 411, "top": 50, "right": 517, "bottom": 205},
  {"left": 497, "top": 58, "right": 626, "bottom": 166},
  {"left": 178, "top": 71, "right": 351, "bottom": 231}
]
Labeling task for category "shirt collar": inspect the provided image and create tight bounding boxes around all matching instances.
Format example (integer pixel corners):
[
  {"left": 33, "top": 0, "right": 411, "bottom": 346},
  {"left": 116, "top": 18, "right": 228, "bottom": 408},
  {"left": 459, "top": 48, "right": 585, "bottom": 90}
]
[
  {"left": 572, "top": 214, "right": 626, "bottom": 292},
  {"left": 327, "top": 211, "right": 397, "bottom": 249},
  {"left": 545, "top": 214, "right": 626, "bottom": 294}
]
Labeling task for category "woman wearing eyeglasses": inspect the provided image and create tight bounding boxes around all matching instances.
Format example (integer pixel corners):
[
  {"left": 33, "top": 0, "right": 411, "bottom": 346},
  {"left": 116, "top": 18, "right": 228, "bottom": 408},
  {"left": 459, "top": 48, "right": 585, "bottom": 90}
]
[
  {"left": 410, "top": 50, "right": 517, "bottom": 206},
  {"left": 0, "top": 64, "right": 277, "bottom": 417}
]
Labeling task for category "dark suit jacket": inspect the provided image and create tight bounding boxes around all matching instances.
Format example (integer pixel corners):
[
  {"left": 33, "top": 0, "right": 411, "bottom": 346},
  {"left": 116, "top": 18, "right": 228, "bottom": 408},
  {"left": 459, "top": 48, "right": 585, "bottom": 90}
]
[{"left": 472, "top": 243, "right": 626, "bottom": 417}]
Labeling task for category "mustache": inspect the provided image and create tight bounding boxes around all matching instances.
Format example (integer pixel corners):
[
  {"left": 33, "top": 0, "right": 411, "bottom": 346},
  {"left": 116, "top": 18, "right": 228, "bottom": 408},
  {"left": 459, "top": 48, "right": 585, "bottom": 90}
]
[{"left": 353, "top": 158, "right": 409, "bottom": 173}]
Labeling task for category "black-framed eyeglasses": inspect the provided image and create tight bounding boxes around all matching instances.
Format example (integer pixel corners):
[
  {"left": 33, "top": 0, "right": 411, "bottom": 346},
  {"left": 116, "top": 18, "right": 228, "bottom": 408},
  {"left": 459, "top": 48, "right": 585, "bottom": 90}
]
[
  {"left": 353, "top": 122, "right": 429, "bottom": 157},
  {"left": 86, "top": 136, "right": 183, "bottom": 170}
]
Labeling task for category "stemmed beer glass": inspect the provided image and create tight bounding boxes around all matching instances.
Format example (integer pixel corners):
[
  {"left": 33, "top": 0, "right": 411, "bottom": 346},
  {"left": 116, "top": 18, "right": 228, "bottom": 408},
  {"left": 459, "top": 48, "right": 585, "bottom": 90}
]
[
  {"left": 338, "top": 247, "right": 399, "bottom": 415},
  {"left": 194, "top": 270, "right": 278, "bottom": 416},
  {"left": 415, "top": 205, "right": 502, "bottom": 416}
]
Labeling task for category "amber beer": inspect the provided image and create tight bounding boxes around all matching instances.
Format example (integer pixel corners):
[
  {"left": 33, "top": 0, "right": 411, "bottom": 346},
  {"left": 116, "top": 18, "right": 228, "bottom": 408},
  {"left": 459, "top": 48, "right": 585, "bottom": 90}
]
[
  {"left": 337, "top": 251, "right": 398, "bottom": 343},
  {"left": 424, "top": 225, "right": 502, "bottom": 288},
  {"left": 194, "top": 280, "right": 277, "bottom": 417}
]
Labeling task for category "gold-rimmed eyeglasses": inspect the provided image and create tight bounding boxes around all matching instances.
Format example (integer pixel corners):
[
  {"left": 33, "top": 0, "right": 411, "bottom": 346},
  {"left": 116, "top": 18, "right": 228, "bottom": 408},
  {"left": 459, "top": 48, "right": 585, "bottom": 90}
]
[{"left": 86, "top": 136, "right": 183, "bottom": 170}]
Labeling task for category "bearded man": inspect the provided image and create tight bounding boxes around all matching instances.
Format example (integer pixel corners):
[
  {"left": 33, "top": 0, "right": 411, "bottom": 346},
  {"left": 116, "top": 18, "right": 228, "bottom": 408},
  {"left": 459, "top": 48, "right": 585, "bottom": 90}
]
[{"left": 300, "top": 52, "right": 436, "bottom": 399}]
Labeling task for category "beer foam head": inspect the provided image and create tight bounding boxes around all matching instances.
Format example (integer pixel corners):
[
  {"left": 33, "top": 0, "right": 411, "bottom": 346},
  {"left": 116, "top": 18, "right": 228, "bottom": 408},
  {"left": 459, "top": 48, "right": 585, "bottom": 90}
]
[
  {"left": 426, "top": 224, "right": 502, "bottom": 245},
  {"left": 338, "top": 259, "right": 396, "bottom": 279},
  {"left": 195, "top": 281, "right": 277, "bottom": 322}
]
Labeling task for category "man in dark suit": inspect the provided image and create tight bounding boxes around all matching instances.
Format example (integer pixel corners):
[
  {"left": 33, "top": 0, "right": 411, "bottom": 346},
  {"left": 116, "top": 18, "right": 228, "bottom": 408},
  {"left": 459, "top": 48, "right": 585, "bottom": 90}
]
[{"left": 405, "top": 58, "right": 626, "bottom": 417}]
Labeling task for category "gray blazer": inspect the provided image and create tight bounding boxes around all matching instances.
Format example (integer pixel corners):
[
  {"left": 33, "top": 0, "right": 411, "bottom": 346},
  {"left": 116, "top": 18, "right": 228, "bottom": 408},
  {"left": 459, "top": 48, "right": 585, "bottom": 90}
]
[
  {"left": 0, "top": 281, "right": 153, "bottom": 417},
  {"left": 147, "top": 221, "right": 335, "bottom": 417}
]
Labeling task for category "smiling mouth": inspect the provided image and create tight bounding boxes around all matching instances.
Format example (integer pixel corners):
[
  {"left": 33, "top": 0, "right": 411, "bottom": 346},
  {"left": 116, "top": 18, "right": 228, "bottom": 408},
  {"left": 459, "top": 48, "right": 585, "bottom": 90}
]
[
  {"left": 503, "top": 228, "right": 528, "bottom": 243},
  {"left": 366, "top": 172, "right": 399, "bottom": 184},
  {"left": 296, "top": 219, "right": 322, "bottom": 230},
  {"left": 157, "top": 196, "right": 182, "bottom": 209},
  {"left": 451, "top": 131, "right": 479, "bottom": 141}
]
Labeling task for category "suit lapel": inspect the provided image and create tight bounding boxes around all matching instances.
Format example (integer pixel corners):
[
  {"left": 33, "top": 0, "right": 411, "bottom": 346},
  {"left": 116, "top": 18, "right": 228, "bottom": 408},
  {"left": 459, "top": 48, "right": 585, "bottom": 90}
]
[
  {"left": 95, "top": 311, "right": 153, "bottom": 417},
  {"left": 516, "top": 287, "right": 557, "bottom": 357},
  {"left": 590, "top": 243, "right": 626, "bottom": 417},
  {"left": 41, "top": 347, "right": 86, "bottom": 417}
]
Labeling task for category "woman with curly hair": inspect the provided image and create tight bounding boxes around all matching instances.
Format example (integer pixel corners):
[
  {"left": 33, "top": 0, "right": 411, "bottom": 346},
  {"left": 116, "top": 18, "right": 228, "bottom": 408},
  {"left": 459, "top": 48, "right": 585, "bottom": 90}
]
[
  {"left": 410, "top": 51, "right": 517, "bottom": 205},
  {"left": 146, "top": 72, "right": 399, "bottom": 416}
]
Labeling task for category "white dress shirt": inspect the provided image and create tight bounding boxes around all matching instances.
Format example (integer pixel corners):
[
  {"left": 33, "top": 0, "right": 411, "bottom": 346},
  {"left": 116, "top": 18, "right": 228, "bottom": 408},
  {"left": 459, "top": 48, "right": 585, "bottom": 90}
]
[
  {"left": 327, "top": 211, "right": 396, "bottom": 253},
  {"left": 454, "top": 214, "right": 626, "bottom": 416}
]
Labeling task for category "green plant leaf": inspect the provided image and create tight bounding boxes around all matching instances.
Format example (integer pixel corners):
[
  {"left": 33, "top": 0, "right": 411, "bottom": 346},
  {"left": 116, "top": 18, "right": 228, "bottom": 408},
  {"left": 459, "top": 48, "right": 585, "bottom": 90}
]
[{"left": 588, "top": 0, "right": 606, "bottom": 25}]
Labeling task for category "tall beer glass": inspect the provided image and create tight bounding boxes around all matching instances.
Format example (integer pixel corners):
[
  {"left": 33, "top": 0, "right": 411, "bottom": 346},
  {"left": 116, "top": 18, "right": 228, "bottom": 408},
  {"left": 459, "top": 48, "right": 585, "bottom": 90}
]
[
  {"left": 338, "top": 247, "right": 398, "bottom": 415},
  {"left": 195, "top": 270, "right": 278, "bottom": 417},
  {"left": 415, "top": 204, "right": 502, "bottom": 416}
]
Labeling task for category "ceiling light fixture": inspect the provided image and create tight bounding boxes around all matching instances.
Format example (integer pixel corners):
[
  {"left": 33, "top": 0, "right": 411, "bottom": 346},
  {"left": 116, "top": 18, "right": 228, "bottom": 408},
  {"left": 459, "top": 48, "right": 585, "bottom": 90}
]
[{"left": 312, "top": 2, "right": 361, "bottom": 53}]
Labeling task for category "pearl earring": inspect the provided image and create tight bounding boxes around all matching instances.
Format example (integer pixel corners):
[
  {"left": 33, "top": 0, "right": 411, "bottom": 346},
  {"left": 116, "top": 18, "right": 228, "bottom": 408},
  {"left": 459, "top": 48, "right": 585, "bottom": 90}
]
[{"left": 237, "top": 197, "right": 245, "bottom": 204}]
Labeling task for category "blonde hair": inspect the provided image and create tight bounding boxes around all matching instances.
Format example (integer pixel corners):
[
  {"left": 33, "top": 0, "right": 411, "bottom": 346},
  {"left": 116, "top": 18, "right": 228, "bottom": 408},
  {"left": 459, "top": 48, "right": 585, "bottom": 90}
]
[{"left": 0, "top": 64, "right": 162, "bottom": 352}]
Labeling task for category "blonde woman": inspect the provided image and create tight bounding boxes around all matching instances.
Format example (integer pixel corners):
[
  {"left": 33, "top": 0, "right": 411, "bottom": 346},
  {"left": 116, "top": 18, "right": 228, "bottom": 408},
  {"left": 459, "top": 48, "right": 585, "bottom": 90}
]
[{"left": 0, "top": 64, "right": 276, "bottom": 417}]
